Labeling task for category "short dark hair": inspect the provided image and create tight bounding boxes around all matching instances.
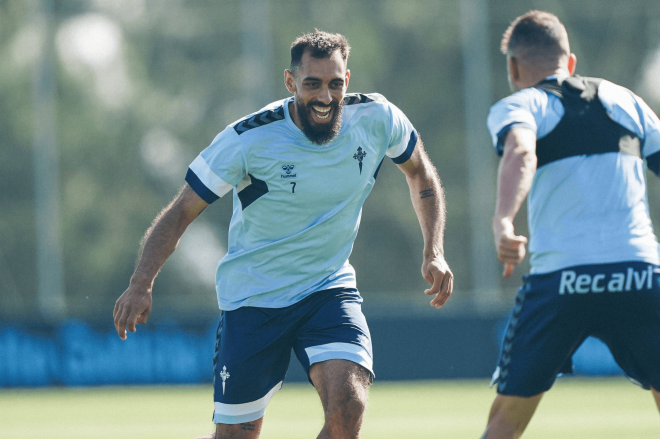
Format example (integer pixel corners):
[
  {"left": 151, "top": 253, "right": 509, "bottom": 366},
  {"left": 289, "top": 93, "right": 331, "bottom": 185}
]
[
  {"left": 501, "top": 11, "right": 569, "bottom": 65},
  {"left": 290, "top": 30, "right": 350, "bottom": 75}
]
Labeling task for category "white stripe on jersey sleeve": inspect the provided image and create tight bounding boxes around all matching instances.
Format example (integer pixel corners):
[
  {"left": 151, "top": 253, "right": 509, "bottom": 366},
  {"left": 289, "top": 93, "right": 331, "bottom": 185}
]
[
  {"left": 487, "top": 89, "right": 542, "bottom": 147},
  {"left": 189, "top": 155, "right": 234, "bottom": 198}
]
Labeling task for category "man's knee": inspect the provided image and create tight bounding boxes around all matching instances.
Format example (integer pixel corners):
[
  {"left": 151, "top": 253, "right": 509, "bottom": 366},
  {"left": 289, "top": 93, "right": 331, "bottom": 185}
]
[
  {"left": 483, "top": 393, "right": 543, "bottom": 439},
  {"left": 334, "top": 372, "right": 369, "bottom": 416},
  {"left": 310, "top": 360, "right": 371, "bottom": 421},
  {"left": 652, "top": 387, "right": 660, "bottom": 412},
  {"left": 213, "top": 418, "right": 263, "bottom": 439}
]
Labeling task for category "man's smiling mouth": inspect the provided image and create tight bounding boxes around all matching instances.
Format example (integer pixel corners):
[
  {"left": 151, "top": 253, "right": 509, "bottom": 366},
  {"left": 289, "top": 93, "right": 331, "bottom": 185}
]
[{"left": 312, "top": 105, "right": 331, "bottom": 119}]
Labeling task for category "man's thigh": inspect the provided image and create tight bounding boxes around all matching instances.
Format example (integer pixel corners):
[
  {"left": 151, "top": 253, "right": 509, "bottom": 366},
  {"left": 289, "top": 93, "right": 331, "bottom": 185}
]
[
  {"left": 309, "top": 359, "right": 371, "bottom": 411},
  {"left": 292, "top": 288, "right": 374, "bottom": 382},
  {"left": 494, "top": 261, "right": 660, "bottom": 397},
  {"left": 211, "top": 288, "right": 373, "bottom": 425},
  {"left": 492, "top": 271, "right": 587, "bottom": 397},
  {"left": 593, "top": 262, "right": 660, "bottom": 391},
  {"left": 212, "top": 308, "right": 295, "bottom": 425}
]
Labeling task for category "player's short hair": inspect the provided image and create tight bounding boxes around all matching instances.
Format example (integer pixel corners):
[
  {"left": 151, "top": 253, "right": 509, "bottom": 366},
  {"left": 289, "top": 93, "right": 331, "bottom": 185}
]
[
  {"left": 290, "top": 30, "right": 350, "bottom": 75},
  {"left": 501, "top": 11, "right": 569, "bottom": 66}
]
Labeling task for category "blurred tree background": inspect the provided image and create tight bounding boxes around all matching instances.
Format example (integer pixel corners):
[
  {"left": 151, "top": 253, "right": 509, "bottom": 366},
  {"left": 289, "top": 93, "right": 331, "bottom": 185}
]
[{"left": 2, "top": 0, "right": 660, "bottom": 323}]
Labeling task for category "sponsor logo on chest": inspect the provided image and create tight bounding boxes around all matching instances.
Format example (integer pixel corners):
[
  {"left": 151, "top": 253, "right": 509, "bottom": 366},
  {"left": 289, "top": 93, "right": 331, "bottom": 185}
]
[
  {"left": 280, "top": 164, "right": 297, "bottom": 179},
  {"left": 558, "top": 266, "right": 654, "bottom": 294}
]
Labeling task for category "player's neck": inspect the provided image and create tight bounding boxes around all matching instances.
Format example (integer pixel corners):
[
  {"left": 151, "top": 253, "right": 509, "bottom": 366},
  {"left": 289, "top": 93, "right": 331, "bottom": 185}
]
[
  {"left": 516, "top": 66, "right": 571, "bottom": 90},
  {"left": 288, "top": 101, "right": 304, "bottom": 131}
]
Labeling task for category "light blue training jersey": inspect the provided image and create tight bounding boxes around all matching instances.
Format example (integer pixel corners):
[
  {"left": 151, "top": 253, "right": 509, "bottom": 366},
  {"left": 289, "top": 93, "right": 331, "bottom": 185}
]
[
  {"left": 487, "top": 75, "right": 660, "bottom": 274},
  {"left": 186, "top": 93, "right": 417, "bottom": 310}
]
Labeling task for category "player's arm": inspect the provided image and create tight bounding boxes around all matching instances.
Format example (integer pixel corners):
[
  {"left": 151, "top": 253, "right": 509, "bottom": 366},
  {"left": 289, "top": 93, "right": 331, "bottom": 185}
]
[
  {"left": 113, "top": 184, "right": 209, "bottom": 340},
  {"left": 493, "top": 127, "right": 537, "bottom": 278},
  {"left": 396, "top": 137, "right": 453, "bottom": 308}
]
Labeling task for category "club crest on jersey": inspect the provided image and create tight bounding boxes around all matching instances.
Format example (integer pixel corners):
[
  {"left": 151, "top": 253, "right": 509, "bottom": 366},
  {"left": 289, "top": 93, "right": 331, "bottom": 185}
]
[
  {"left": 280, "top": 164, "right": 297, "bottom": 179},
  {"left": 353, "top": 146, "right": 367, "bottom": 174}
]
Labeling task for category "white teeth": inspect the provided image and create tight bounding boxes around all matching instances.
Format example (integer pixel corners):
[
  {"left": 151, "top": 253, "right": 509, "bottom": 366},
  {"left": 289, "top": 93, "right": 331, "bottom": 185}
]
[{"left": 313, "top": 106, "right": 331, "bottom": 119}]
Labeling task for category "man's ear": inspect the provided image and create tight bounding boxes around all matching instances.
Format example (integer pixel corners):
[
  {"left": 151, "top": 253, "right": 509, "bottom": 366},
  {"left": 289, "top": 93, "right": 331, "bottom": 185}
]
[
  {"left": 284, "top": 69, "right": 296, "bottom": 93},
  {"left": 345, "top": 69, "right": 350, "bottom": 89},
  {"left": 508, "top": 56, "right": 519, "bottom": 82},
  {"left": 567, "top": 53, "right": 577, "bottom": 75}
]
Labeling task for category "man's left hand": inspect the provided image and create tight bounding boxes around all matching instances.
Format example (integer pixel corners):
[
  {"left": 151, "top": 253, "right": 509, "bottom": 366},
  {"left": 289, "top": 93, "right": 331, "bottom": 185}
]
[{"left": 422, "top": 256, "right": 454, "bottom": 309}]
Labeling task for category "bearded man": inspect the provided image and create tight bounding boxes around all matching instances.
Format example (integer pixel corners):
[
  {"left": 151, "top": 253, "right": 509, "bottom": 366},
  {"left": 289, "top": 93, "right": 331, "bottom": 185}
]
[{"left": 114, "top": 30, "right": 453, "bottom": 439}]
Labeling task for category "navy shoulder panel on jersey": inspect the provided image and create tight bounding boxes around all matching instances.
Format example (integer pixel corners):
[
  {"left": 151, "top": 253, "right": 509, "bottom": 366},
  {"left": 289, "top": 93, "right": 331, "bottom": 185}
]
[
  {"left": 343, "top": 93, "right": 378, "bottom": 105},
  {"left": 534, "top": 76, "right": 640, "bottom": 168},
  {"left": 233, "top": 105, "right": 285, "bottom": 135}
]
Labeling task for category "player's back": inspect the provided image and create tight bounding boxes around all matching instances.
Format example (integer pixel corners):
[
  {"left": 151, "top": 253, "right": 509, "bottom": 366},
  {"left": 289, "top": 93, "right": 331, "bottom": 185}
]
[{"left": 488, "top": 75, "right": 660, "bottom": 274}]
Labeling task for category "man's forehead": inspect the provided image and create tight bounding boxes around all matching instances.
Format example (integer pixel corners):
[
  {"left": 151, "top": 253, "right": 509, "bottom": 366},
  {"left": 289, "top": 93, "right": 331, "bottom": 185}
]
[{"left": 298, "top": 49, "right": 347, "bottom": 79}]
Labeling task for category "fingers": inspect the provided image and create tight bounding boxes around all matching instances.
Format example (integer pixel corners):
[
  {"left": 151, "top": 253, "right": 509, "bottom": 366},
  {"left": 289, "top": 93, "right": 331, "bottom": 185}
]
[
  {"left": 503, "top": 263, "right": 515, "bottom": 278},
  {"left": 113, "top": 288, "right": 152, "bottom": 340},
  {"left": 508, "top": 235, "right": 528, "bottom": 245},
  {"left": 127, "top": 311, "right": 139, "bottom": 334},
  {"left": 424, "top": 261, "right": 454, "bottom": 309},
  {"left": 114, "top": 304, "right": 128, "bottom": 341},
  {"left": 429, "top": 275, "right": 453, "bottom": 308},
  {"left": 114, "top": 304, "right": 140, "bottom": 340},
  {"left": 497, "top": 234, "right": 527, "bottom": 266}
]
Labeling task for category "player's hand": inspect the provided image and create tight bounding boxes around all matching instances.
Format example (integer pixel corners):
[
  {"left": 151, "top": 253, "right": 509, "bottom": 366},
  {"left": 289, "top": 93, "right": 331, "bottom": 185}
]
[
  {"left": 113, "top": 282, "right": 153, "bottom": 340},
  {"left": 493, "top": 218, "right": 528, "bottom": 278},
  {"left": 422, "top": 255, "right": 454, "bottom": 309}
]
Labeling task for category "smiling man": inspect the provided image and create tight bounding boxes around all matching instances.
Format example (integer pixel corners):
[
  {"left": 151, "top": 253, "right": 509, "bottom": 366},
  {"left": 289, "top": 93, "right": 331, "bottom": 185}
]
[{"left": 113, "top": 30, "right": 453, "bottom": 439}]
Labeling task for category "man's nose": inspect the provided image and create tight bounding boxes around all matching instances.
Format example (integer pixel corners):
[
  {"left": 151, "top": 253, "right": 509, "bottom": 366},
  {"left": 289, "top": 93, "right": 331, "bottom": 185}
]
[{"left": 316, "top": 87, "right": 332, "bottom": 105}]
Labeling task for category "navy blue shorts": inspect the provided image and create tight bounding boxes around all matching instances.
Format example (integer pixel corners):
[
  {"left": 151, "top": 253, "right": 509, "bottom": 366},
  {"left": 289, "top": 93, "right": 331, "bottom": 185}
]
[
  {"left": 492, "top": 261, "right": 660, "bottom": 397},
  {"left": 211, "top": 288, "right": 373, "bottom": 424}
]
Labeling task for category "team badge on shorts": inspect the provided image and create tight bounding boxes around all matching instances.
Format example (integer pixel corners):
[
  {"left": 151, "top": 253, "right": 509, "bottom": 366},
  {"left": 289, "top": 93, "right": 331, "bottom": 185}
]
[{"left": 220, "top": 366, "right": 230, "bottom": 394}]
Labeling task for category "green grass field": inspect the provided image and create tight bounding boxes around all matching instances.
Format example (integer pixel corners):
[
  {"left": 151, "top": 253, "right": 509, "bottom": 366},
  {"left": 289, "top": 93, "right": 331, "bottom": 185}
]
[{"left": 1, "top": 378, "right": 658, "bottom": 438}]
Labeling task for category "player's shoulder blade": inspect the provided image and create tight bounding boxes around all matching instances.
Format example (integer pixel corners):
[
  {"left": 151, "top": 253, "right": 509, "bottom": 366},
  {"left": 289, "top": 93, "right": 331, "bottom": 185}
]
[
  {"left": 232, "top": 102, "right": 286, "bottom": 136},
  {"left": 343, "top": 93, "right": 386, "bottom": 106}
]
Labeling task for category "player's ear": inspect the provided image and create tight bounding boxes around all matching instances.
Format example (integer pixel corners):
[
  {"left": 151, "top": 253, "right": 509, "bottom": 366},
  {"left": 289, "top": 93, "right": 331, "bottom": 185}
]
[
  {"left": 345, "top": 69, "right": 350, "bottom": 89},
  {"left": 567, "top": 53, "right": 577, "bottom": 75},
  {"left": 284, "top": 69, "right": 296, "bottom": 93},
  {"left": 508, "top": 56, "right": 519, "bottom": 82}
]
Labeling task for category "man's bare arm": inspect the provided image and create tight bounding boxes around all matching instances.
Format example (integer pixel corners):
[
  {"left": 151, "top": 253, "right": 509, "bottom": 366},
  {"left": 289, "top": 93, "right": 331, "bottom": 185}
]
[
  {"left": 397, "top": 137, "right": 453, "bottom": 308},
  {"left": 113, "top": 184, "right": 209, "bottom": 339},
  {"left": 493, "top": 127, "right": 537, "bottom": 278}
]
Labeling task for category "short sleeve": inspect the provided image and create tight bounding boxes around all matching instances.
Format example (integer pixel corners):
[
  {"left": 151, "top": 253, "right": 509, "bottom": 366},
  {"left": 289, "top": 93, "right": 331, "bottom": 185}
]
[
  {"left": 487, "top": 91, "right": 541, "bottom": 156},
  {"left": 637, "top": 96, "right": 660, "bottom": 174},
  {"left": 598, "top": 81, "right": 660, "bottom": 167},
  {"left": 635, "top": 95, "right": 660, "bottom": 159},
  {"left": 185, "top": 127, "right": 247, "bottom": 204},
  {"left": 385, "top": 102, "right": 418, "bottom": 164}
]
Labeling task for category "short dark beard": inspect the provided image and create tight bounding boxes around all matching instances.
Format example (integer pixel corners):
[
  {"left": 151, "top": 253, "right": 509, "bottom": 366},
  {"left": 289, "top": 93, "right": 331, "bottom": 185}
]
[{"left": 295, "top": 97, "right": 344, "bottom": 145}]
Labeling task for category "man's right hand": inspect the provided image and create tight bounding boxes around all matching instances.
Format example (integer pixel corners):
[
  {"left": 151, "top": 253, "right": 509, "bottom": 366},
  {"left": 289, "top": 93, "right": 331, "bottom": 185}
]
[
  {"left": 493, "top": 218, "right": 528, "bottom": 278},
  {"left": 113, "top": 283, "right": 153, "bottom": 340}
]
